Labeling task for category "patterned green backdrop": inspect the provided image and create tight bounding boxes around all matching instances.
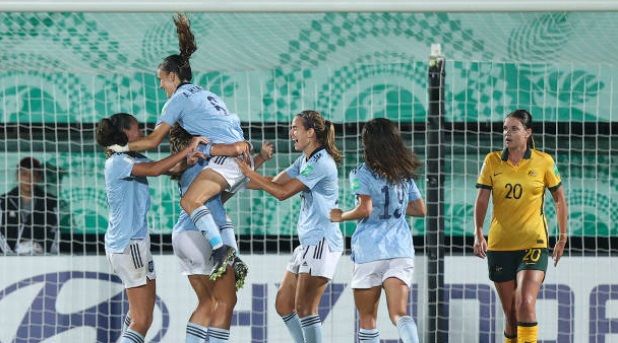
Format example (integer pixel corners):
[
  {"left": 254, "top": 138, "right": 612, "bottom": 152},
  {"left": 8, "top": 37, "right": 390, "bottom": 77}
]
[{"left": 1, "top": 12, "right": 616, "bottom": 237}]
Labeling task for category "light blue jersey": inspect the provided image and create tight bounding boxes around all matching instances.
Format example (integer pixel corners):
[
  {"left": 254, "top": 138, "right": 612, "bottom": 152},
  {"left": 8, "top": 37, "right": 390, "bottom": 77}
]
[
  {"left": 104, "top": 153, "right": 151, "bottom": 253},
  {"left": 173, "top": 145, "right": 228, "bottom": 233},
  {"left": 349, "top": 163, "right": 422, "bottom": 264},
  {"left": 285, "top": 147, "right": 343, "bottom": 252},
  {"left": 158, "top": 83, "right": 244, "bottom": 144}
]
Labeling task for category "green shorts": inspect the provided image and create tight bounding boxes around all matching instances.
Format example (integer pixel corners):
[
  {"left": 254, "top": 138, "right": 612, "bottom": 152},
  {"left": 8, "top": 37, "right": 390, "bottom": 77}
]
[{"left": 486, "top": 248, "right": 548, "bottom": 282}]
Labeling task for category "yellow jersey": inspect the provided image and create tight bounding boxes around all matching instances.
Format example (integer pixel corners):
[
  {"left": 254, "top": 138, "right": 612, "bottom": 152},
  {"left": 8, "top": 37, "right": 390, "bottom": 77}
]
[{"left": 476, "top": 148, "right": 562, "bottom": 251}]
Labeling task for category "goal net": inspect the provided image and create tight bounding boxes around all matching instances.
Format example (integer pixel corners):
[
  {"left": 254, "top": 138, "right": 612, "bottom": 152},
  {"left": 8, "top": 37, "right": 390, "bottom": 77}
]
[{"left": 0, "top": 10, "right": 616, "bottom": 343}]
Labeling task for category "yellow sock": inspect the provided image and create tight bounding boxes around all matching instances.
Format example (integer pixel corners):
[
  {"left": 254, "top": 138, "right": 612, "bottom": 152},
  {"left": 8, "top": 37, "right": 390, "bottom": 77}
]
[
  {"left": 517, "top": 322, "right": 538, "bottom": 343},
  {"left": 504, "top": 331, "right": 517, "bottom": 343}
]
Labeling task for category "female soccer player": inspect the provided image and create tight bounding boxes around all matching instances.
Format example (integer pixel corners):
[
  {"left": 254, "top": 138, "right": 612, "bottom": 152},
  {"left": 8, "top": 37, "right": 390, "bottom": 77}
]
[
  {"left": 169, "top": 124, "right": 273, "bottom": 343},
  {"left": 473, "top": 109, "right": 568, "bottom": 343},
  {"left": 237, "top": 110, "right": 343, "bottom": 343},
  {"left": 329, "top": 118, "right": 425, "bottom": 343},
  {"left": 107, "top": 14, "right": 250, "bottom": 279},
  {"left": 96, "top": 113, "right": 204, "bottom": 343}
]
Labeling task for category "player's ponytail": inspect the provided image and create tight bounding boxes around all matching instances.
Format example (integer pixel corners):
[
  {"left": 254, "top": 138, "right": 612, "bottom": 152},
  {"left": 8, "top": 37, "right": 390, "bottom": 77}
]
[
  {"left": 322, "top": 120, "right": 342, "bottom": 164},
  {"left": 297, "top": 110, "right": 342, "bottom": 164},
  {"left": 159, "top": 13, "right": 197, "bottom": 82},
  {"left": 506, "top": 109, "right": 535, "bottom": 150}
]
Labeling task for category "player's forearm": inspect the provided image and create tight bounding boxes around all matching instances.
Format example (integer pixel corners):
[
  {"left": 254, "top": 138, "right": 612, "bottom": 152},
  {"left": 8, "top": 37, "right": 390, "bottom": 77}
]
[
  {"left": 135, "top": 147, "right": 191, "bottom": 177},
  {"left": 253, "top": 154, "right": 266, "bottom": 170},
  {"left": 341, "top": 205, "right": 371, "bottom": 221},
  {"left": 406, "top": 199, "right": 426, "bottom": 217},
  {"left": 128, "top": 135, "right": 162, "bottom": 152},
  {"left": 474, "top": 199, "right": 488, "bottom": 237},
  {"left": 244, "top": 169, "right": 293, "bottom": 200},
  {"left": 211, "top": 142, "right": 246, "bottom": 157},
  {"left": 556, "top": 197, "right": 568, "bottom": 240}
]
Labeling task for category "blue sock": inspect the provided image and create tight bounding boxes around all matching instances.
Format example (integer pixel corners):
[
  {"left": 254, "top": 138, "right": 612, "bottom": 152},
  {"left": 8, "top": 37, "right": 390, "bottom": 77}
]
[
  {"left": 221, "top": 227, "right": 238, "bottom": 254},
  {"left": 300, "top": 314, "right": 322, "bottom": 343},
  {"left": 397, "top": 316, "right": 419, "bottom": 343},
  {"left": 208, "top": 327, "right": 230, "bottom": 342},
  {"left": 186, "top": 322, "right": 208, "bottom": 343},
  {"left": 358, "top": 328, "right": 380, "bottom": 342},
  {"left": 281, "top": 312, "right": 304, "bottom": 343},
  {"left": 190, "top": 206, "right": 223, "bottom": 249},
  {"left": 122, "top": 313, "right": 131, "bottom": 332},
  {"left": 119, "top": 328, "right": 144, "bottom": 343}
]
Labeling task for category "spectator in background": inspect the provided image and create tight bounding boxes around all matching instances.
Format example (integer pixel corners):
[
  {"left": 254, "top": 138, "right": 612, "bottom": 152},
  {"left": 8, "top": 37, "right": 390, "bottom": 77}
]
[{"left": 0, "top": 157, "right": 59, "bottom": 255}]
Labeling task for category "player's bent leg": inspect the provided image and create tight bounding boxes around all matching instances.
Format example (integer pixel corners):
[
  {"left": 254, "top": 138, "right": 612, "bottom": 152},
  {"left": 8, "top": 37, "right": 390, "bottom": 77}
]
[
  {"left": 353, "top": 287, "right": 381, "bottom": 343},
  {"left": 121, "top": 279, "right": 156, "bottom": 343},
  {"left": 187, "top": 274, "right": 215, "bottom": 325},
  {"left": 296, "top": 273, "right": 329, "bottom": 343},
  {"left": 210, "top": 266, "right": 238, "bottom": 329},
  {"left": 383, "top": 278, "right": 418, "bottom": 343},
  {"left": 276, "top": 271, "right": 303, "bottom": 343},
  {"left": 183, "top": 170, "right": 235, "bottom": 280}
]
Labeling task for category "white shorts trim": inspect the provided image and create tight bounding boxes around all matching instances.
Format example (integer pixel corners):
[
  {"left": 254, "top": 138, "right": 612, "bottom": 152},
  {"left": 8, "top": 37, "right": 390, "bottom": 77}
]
[
  {"left": 351, "top": 257, "right": 414, "bottom": 289},
  {"left": 106, "top": 237, "right": 155, "bottom": 288},
  {"left": 172, "top": 230, "right": 213, "bottom": 276},
  {"left": 286, "top": 239, "right": 341, "bottom": 280},
  {"left": 204, "top": 155, "right": 252, "bottom": 192}
]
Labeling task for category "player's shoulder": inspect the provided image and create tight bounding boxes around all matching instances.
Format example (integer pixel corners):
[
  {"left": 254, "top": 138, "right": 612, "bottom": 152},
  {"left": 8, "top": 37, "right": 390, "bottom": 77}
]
[
  {"left": 531, "top": 149, "right": 555, "bottom": 164},
  {"left": 485, "top": 150, "right": 503, "bottom": 163},
  {"left": 106, "top": 153, "right": 134, "bottom": 170},
  {"left": 351, "top": 163, "right": 372, "bottom": 178},
  {"left": 310, "top": 148, "right": 336, "bottom": 167}
]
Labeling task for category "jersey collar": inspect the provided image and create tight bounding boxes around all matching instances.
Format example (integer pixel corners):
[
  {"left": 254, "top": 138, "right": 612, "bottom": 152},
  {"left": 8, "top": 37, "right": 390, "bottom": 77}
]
[
  {"left": 501, "top": 148, "right": 532, "bottom": 161},
  {"left": 175, "top": 82, "right": 191, "bottom": 93},
  {"left": 306, "top": 146, "right": 326, "bottom": 161}
]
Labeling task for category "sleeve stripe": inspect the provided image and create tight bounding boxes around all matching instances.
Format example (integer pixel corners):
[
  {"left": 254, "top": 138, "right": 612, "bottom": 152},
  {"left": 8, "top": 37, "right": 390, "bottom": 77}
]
[
  {"left": 476, "top": 183, "right": 492, "bottom": 190},
  {"left": 548, "top": 182, "right": 562, "bottom": 193}
]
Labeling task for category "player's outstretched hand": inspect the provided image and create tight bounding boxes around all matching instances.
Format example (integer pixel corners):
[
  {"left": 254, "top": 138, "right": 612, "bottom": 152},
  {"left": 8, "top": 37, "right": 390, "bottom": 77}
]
[
  {"left": 260, "top": 141, "right": 274, "bottom": 161},
  {"left": 186, "top": 150, "right": 206, "bottom": 165},
  {"left": 107, "top": 144, "right": 129, "bottom": 153},
  {"left": 330, "top": 208, "right": 343, "bottom": 222},
  {"left": 189, "top": 136, "right": 209, "bottom": 151},
  {"left": 235, "top": 157, "right": 252, "bottom": 175}
]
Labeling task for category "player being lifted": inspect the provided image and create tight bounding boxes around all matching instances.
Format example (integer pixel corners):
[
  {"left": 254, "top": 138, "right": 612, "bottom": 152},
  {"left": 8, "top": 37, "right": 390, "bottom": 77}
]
[
  {"left": 96, "top": 113, "right": 205, "bottom": 343},
  {"left": 107, "top": 14, "right": 250, "bottom": 279},
  {"left": 169, "top": 124, "right": 273, "bottom": 343},
  {"left": 473, "top": 109, "right": 568, "bottom": 343},
  {"left": 237, "top": 110, "right": 343, "bottom": 343},
  {"left": 330, "top": 118, "right": 425, "bottom": 343}
]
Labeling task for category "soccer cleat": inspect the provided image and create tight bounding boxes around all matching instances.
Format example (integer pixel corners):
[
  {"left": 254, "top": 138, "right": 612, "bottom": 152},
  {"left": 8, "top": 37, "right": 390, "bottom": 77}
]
[
  {"left": 209, "top": 245, "right": 236, "bottom": 281},
  {"left": 232, "top": 256, "right": 249, "bottom": 290}
]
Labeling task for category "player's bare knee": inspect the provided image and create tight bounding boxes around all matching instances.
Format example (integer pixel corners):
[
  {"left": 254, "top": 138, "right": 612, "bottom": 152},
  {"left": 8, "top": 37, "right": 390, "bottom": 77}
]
[
  {"left": 275, "top": 290, "right": 295, "bottom": 315},
  {"left": 180, "top": 196, "right": 199, "bottom": 214},
  {"left": 388, "top": 312, "right": 405, "bottom": 326},
  {"left": 294, "top": 301, "right": 316, "bottom": 318},
  {"left": 130, "top": 314, "right": 153, "bottom": 333},
  {"left": 358, "top": 316, "right": 377, "bottom": 329},
  {"left": 516, "top": 294, "right": 536, "bottom": 315}
]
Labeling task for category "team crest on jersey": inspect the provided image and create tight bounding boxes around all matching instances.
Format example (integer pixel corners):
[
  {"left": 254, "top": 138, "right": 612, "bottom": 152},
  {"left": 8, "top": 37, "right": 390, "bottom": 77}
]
[
  {"left": 528, "top": 169, "right": 537, "bottom": 177},
  {"left": 300, "top": 164, "right": 315, "bottom": 177}
]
